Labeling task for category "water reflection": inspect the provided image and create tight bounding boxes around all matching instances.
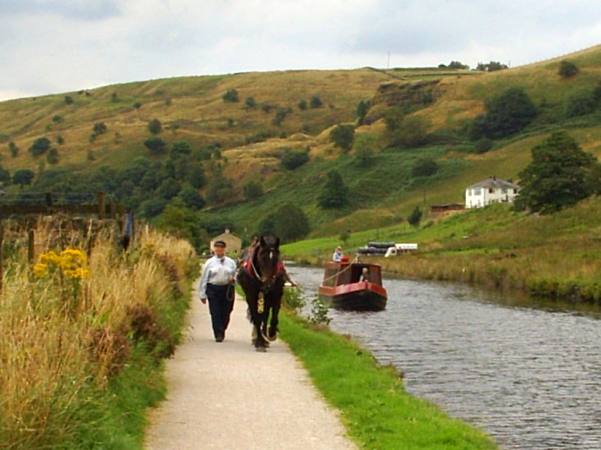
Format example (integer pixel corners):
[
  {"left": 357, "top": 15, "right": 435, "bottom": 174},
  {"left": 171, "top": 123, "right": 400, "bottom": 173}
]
[{"left": 287, "top": 264, "right": 601, "bottom": 450}]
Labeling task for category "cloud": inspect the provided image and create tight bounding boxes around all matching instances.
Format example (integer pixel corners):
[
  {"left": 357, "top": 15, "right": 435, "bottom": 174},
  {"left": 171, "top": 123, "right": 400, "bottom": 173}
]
[{"left": 0, "top": 0, "right": 600, "bottom": 100}]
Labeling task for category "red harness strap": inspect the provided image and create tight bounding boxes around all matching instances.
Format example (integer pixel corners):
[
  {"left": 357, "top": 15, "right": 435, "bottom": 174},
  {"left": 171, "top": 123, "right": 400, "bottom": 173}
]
[{"left": 242, "top": 245, "right": 285, "bottom": 278}]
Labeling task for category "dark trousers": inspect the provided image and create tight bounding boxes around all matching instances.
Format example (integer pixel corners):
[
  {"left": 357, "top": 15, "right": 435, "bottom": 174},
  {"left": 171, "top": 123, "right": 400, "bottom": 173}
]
[{"left": 206, "top": 283, "right": 235, "bottom": 338}]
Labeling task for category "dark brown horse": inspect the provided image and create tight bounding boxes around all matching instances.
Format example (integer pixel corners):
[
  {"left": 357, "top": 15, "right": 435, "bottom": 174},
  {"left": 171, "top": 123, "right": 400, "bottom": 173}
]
[{"left": 237, "top": 235, "right": 285, "bottom": 352}]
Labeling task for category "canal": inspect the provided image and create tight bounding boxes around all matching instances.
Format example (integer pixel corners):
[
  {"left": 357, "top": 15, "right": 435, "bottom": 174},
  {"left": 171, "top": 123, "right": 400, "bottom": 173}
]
[{"left": 287, "top": 264, "right": 601, "bottom": 450}]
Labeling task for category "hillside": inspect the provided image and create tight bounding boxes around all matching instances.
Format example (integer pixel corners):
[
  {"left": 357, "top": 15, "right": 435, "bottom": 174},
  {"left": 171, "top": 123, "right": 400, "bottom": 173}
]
[{"left": 2, "top": 44, "right": 601, "bottom": 244}]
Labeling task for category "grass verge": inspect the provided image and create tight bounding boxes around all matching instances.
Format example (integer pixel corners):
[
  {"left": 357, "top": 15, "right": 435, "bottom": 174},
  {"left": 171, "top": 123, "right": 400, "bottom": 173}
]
[{"left": 279, "top": 312, "right": 498, "bottom": 450}]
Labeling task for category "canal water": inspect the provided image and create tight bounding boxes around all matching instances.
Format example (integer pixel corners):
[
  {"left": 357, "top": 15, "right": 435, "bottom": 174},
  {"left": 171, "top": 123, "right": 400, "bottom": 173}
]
[{"left": 286, "top": 264, "right": 601, "bottom": 450}]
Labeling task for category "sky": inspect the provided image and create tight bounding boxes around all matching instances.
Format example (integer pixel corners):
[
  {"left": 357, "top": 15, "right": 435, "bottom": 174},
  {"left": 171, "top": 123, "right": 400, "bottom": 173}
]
[{"left": 1, "top": 0, "right": 601, "bottom": 101}]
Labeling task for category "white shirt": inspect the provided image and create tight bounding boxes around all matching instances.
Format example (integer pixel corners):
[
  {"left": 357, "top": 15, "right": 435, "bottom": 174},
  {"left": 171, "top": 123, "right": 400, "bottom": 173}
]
[
  {"left": 198, "top": 255, "right": 237, "bottom": 299},
  {"left": 332, "top": 251, "right": 342, "bottom": 262}
]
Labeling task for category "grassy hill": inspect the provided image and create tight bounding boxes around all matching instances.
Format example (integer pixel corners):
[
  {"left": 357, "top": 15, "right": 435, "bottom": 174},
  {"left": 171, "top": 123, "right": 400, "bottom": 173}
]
[{"left": 2, "top": 44, "right": 601, "bottom": 245}]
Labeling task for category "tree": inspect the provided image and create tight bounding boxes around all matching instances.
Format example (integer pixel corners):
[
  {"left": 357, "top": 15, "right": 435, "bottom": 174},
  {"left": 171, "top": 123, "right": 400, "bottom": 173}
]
[
  {"left": 206, "top": 176, "right": 234, "bottom": 205},
  {"left": 559, "top": 60, "right": 579, "bottom": 79},
  {"left": 178, "top": 185, "right": 205, "bottom": 210},
  {"left": 13, "top": 169, "right": 34, "bottom": 188},
  {"left": 148, "top": 118, "right": 162, "bottom": 135},
  {"left": 187, "top": 162, "right": 206, "bottom": 189},
  {"left": 8, "top": 141, "right": 18, "bottom": 158},
  {"left": 222, "top": 89, "right": 239, "bottom": 102},
  {"left": 139, "top": 198, "right": 167, "bottom": 218},
  {"left": 330, "top": 124, "right": 355, "bottom": 152},
  {"left": 318, "top": 170, "right": 348, "bottom": 209},
  {"left": 155, "top": 198, "right": 208, "bottom": 251},
  {"left": 245, "top": 97, "right": 257, "bottom": 108},
  {"left": 412, "top": 158, "right": 439, "bottom": 177},
  {"left": 272, "top": 107, "right": 291, "bottom": 126},
  {"left": 408, "top": 206, "right": 423, "bottom": 226},
  {"left": 46, "top": 148, "right": 59, "bottom": 165},
  {"left": 243, "top": 181, "right": 264, "bottom": 200},
  {"left": 0, "top": 166, "right": 10, "bottom": 185},
  {"left": 385, "top": 110, "right": 430, "bottom": 148},
  {"left": 474, "top": 138, "right": 494, "bottom": 154},
  {"left": 470, "top": 87, "right": 537, "bottom": 140},
  {"left": 64, "top": 95, "right": 74, "bottom": 105},
  {"left": 29, "top": 137, "right": 51, "bottom": 157},
  {"left": 448, "top": 61, "right": 469, "bottom": 69},
  {"left": 144, "top": 137, "right": 167, "bottom": 155},
  {"left": 565, "top": 91, "right": 597, "bottom": 117},
  {"left": 354, "top": 134, "right": 376, "bottom": 167},
  {"left": 280, "top": 149, "right": 309, "bottom": 170},
  {"left": 476, "top": 61, "right": 508, "bottom": 72},
  {"left": 171, "top": 140, "right": 192, "bottom": 159},
  {"left": 298, "top": 99, "right": 307, "bottom": 111},
  {"left": 272, "top": 204, "right": 310, "bottom": 242},
  {"left": 516, "top": 131, "right": 600, "bottom": 213},
  {"left": 310, "top": 95, "right": 323, "bottom": 108},
  {"left": 356, "top": 100, "right": 370, "bottom": 124},
  {"left": 156, "top": 178, "right": 181, "bottom": 200}
]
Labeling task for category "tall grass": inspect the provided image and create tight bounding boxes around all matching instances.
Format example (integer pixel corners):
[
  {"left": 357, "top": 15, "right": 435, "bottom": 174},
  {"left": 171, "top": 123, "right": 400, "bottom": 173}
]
[{"left": 0, "top": 220, "right": 197, "bottom": 449}]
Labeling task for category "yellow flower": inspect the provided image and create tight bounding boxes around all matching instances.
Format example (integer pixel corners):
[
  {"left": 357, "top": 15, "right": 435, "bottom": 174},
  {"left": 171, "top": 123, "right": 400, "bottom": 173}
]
[
  {"left": 33, "top": 262, "right": 48, "bottom": 278},
  {"left": 34, "top": 247, "right": 90, "bottom": 279}
]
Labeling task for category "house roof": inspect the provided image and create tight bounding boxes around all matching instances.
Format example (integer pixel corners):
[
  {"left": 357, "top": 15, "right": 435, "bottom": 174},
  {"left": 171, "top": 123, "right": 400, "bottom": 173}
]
[
  {"left": 211, "top": 229, "right": 241, "bottom": 242},
  {"left": 468, "top": 177, "right": 519, "bottom": 189}
]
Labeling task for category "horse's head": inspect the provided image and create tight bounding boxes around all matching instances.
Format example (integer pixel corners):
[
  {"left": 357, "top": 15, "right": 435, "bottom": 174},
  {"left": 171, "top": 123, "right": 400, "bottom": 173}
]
[{"left": 254, "top": 235, "right": 280, "bottom": 286}]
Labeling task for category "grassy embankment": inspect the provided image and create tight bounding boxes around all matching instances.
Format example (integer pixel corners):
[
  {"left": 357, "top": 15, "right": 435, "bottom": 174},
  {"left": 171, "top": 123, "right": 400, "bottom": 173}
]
[
  {"left": 0, "top": 221, "right": 197, "bottom": 449},
  {"left": 282, "top": 197, "right": 601, "bottom": 303},
  {"left": 278, "top": 308, "right": 497, "bottom": 449}
]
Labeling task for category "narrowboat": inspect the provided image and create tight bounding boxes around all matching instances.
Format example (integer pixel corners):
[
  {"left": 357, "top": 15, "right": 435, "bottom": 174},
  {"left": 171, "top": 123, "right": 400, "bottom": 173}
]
[{"left": 318, "top": 257, "right": 387, "bottom": 311}]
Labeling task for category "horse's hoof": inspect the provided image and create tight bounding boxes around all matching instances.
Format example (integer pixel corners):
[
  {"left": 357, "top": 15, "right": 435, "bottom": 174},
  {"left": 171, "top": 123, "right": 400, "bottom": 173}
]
[
  {"left": 255, "top": 346, "right": 267, "bottom": 353},
  {"left": 267, "top": 333, "right": 277, "bottom": 342}
]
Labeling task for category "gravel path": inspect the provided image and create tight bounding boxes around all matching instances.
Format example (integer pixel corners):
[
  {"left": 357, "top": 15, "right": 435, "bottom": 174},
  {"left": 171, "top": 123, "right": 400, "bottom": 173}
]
[{"left": 145, "top": 288, "right": 357, "bottom": 450}]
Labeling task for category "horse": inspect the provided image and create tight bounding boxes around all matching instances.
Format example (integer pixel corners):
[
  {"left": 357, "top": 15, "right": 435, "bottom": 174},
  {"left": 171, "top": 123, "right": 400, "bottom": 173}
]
[{"left": 237, "top": 235, "right": 285, "bottom": 352}]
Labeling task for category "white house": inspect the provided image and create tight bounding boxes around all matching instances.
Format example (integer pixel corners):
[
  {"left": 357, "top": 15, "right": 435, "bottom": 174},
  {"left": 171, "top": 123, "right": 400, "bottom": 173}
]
[{"left": 465, "top": 177, "right": 519, "bottom": 209}]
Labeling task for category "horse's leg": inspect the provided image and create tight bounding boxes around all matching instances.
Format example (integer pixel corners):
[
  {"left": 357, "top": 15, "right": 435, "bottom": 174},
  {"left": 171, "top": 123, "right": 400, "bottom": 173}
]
[
  {"left": 248, "top": 293, "right": 268, "bottom": 351},
  {"left": 267, "top": 291, "right": 281, "bottom": 341}
]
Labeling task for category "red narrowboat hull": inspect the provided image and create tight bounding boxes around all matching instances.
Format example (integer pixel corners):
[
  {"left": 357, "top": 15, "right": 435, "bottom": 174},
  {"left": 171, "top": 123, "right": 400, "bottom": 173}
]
[{"left": 319, "top": 281, "right": 387, "bottom": 311}]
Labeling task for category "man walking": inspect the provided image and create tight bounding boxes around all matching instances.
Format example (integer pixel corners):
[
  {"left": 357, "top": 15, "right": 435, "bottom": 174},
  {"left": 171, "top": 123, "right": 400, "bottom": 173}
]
[{"left": 199, "top": 240, "right": 237, "bottom": 342}]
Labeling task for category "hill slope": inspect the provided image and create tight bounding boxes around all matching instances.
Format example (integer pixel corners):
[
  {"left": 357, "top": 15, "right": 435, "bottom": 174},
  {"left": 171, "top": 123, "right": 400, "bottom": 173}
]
[{"left": 2, "top": 44, "right": 601, "bottom": 243}]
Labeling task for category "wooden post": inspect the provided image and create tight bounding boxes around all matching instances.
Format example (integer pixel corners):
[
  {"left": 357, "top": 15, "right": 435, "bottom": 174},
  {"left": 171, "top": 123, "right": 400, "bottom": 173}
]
[
  {"left": 28, "top": 229, "right": 35, "bottom": 263},
  {"left": 0, "top": 222, "right": 4, "bottom": 293},
  {"left": 110, "top": 201, "right": 116, "bottom": 220},
  {"left": 97, "top": 192, "right": 105, "bottom": 220}
]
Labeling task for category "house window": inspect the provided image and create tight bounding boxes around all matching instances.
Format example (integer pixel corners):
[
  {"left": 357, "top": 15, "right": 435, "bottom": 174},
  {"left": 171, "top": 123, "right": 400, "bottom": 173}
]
[
  {"left": 473, "top": 188, "right": 481, "bottom": 195},
  {"left": 488, "top": 187, "right": 494, "bottom": 194},
  {"left": 502, "top": 188, "right": 508, "bottom": 194}
]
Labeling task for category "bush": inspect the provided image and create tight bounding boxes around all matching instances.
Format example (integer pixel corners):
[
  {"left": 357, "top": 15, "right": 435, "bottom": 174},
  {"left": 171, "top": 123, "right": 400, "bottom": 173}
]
[
  {"left": 64, "top": 95, "right": 74, "bottom": 105},
  {"left": 470, "top": 87, "right": 537, "bottom": 140},
  {"left": 52, "top": 115, "right": 63, "bottom": 123},
  {"left": 8, "top": 141, "right": 18, "bottom": 158},
  {"left": 408, "top": 206, "right": 423, "bottom": 226},
  {"left": 565, "top": 91, "right": 597, "bottom": 117},
  {"left": 385, "top": 110, "right": 430, "bottom": 148},
  {"left": 56, "top": 135, "right": 64, "bottom": 145},
  {"left": 356, "top": 100, "right": 370, "bottom": 124},
  {"left": 0, "top": 165, "right": 10, "bottom": 185},
  {"left": 144, "top": 137, "right": 167, "bottom": 155},
  {"left": 206, "top": 176, "right": 234, "bottom": 205},
  {"left": 474, "top": 138, "right": 494, "bottom": 153},
  {"left": 298, "top": 99, "right": 308, "bottom": 110},
  {"left": 245, "top": 96, "right": 257, "bottom": 108},
  {"left": 243, "top": 181, "right": 263, "bottom": 200},
  {"left": 93, "top": 122, "right": 108, "bottom": 136},
  {"left": 46, "top": 148, "right": 59, "bottom": 165},
  {"left": 411, "top": 158, "right": 439, "bottom": 177},
  {"left": 272, "top": 107, "right": 291, "bottom": 126},
  {"left": 559, "top": 60, "right": 579, "bottom": 78},
  {"left": 310, "top": 95, "right": 323, "bottom": 108},
  {"left": 448, "top": 61, "right": 469, "bottom": 69},
  {"left": 178, "top": 185, "right": 205, "bottom": 210},
  {"left": 222, "top": 89, "right": 239, "bottom": 103},
  {"left": 133, "top": 102, "right": 142, "bottom": 109},
  {"left": 13, "top": 169, "right": 34, "bottom": 187},
  {"left": 330, "top": 124, "right": 355, "bottom": 152},
  {"left": 29, "top": 137, "right": 51, "bottom": 157},
  {"left": 148, "top": 119, "right": 162, "bottom": 135},
  {"left": 476, "top": 61, "right": 508, "bottom": 72},
  {"left": 280, "top": 149, "right": 309, "bottom": 170},
  {"left": 353, "top": 133, "right": 376, "bottom": 167},
  {"left": 318, "top": 170, "right": 348, "bottom": 209}
]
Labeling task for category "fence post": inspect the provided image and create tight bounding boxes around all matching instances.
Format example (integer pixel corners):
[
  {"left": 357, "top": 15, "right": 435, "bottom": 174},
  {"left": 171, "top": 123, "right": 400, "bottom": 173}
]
[
  {"left": 97, "top": 192, "right": 105, "bottom": 220},
  {"left": 0, "top": 222, "right": 3, "bottom": 293},
  {"left": 28, "top": 229, "right": 35, "bottom": 263}
]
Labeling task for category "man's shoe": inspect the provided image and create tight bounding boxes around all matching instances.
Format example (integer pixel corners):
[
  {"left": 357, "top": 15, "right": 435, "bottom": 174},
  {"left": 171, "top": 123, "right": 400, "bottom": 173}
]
[{"left": 215, "top": 334, "right": 224, "bottom": 342}]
